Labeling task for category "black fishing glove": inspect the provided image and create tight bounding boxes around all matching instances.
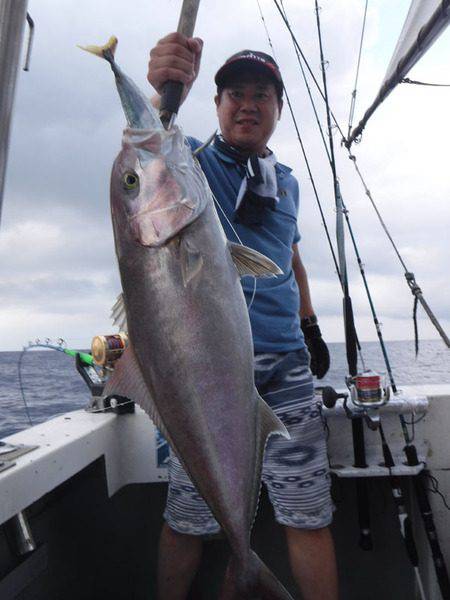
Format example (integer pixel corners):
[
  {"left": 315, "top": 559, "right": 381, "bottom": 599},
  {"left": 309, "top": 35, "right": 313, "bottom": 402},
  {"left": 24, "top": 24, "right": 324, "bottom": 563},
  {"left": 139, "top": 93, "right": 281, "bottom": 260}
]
[{"left": 301, "top": 315, "right": 330, "bottom": 379}]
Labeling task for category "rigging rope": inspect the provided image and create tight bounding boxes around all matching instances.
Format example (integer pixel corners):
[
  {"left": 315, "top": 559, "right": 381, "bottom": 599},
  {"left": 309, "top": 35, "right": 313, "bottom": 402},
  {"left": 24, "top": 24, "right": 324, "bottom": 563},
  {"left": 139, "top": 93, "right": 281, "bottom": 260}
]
[
  {"left": 347, "top": 0, "right": 369, "bottom": 140},
  {"left": 402, "top": 77, "right": 450, "bottom": 87}
]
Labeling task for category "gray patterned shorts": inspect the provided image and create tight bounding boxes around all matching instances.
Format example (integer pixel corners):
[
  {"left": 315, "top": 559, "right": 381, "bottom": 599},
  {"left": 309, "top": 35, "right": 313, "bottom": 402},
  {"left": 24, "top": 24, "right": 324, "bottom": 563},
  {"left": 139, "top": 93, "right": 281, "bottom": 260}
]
[{"left": 164, "top": 348, "right": 333, "bottom": 534}]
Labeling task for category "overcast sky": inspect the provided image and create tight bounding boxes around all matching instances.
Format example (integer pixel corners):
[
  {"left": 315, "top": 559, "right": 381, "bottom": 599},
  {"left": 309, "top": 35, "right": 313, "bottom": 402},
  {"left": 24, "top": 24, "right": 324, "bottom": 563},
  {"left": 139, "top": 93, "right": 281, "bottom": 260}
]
[{"left": 0, "top": 0, "right": 449, "bottom": 351}]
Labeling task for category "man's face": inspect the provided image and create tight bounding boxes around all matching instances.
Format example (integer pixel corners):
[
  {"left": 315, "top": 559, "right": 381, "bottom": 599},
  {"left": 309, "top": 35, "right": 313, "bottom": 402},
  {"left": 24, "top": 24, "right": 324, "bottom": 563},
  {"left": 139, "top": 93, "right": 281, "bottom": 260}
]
[{"left": 214, "top": 72, "right": 282, "bottom": 155}]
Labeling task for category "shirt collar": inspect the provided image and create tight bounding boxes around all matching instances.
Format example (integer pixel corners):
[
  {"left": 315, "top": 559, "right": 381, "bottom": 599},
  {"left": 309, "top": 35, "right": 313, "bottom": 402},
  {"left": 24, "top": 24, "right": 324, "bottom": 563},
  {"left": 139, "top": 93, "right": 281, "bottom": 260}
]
[{"left": 211, "top": 143, "right": 292, "bottom": 175}]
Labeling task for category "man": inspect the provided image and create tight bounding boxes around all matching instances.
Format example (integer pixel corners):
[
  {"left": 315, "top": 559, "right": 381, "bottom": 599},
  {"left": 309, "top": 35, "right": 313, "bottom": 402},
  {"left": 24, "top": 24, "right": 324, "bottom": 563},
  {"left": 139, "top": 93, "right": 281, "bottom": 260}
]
[{"left": 147, "top": 33, "right": 338, "bottom": 600}]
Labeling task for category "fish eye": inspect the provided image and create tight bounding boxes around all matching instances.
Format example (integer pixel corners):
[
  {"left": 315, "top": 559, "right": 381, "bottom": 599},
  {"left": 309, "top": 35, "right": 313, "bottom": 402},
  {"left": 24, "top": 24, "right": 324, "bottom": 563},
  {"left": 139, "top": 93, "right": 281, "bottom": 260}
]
[{"left": 122, "top": 171, "right": 139, "bottom": 190}]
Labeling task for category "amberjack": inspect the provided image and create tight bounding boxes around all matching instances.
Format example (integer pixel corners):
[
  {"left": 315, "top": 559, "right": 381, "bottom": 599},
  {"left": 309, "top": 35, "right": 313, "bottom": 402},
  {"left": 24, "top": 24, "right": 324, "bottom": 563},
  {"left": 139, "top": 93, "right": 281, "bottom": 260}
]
[{"left": 81, "top": 37, "right": 294, "bottom": 599}]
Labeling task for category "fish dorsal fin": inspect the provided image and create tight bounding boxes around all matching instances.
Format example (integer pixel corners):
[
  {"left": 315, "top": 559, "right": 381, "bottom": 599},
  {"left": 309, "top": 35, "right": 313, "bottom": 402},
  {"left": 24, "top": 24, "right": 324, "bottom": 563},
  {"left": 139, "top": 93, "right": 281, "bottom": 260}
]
[
  {"left": 180, "top": 237, "right": 204, "bottom": 287},
  {"left": 228, "top": 242, "right": 283, "bottom": 278},
  {"left": 103, "top": 344, "right": 172, "bottom": 444},
  {"left": 111, "top": 293, "right": 128, "bottom": 333}
]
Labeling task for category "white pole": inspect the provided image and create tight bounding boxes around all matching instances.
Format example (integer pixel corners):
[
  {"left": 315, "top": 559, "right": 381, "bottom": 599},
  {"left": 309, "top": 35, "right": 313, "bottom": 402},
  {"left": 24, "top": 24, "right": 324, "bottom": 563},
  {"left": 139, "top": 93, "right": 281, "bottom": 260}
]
[{"left": 0, "top": 0, "right": 29, "bottom": 225}]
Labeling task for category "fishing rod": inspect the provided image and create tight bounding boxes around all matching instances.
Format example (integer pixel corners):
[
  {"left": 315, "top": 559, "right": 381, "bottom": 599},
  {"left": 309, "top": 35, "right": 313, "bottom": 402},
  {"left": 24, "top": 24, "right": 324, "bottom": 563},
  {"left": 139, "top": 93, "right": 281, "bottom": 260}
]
[
  {"left": 272, "top": 0, "right": 450, "bottom": 352},
  {"left": 17, "top": 339, "right": 96, "bottom": 427},
  {"left": 23, "top": 338, "right": 94, "bottom": 365},
  {"left": 159, "top": 0, "right": 201, "bottom": 129},
  {"left": 313, "top": 5, "right": 450, "bottom": 595},
  {"left": 313, "top": 0, "right": 372, "bottom": 551},
  {"left": 401, "top": 420, "right": 450, "bottom": 599},
  {"left": 378, "top": 423, "right": 427, "bottom": 599},
  {"left": 266, "top": 0, "right": 450, "bottom": 593}
]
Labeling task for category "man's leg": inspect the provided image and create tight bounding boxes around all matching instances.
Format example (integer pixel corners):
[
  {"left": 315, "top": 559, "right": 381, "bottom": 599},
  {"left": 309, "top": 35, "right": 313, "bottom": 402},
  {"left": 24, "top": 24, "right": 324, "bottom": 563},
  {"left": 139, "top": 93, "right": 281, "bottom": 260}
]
[
  {"left": 284, "top": 525, "right": 338, "bottom": 600},
  {"left": 157, "top": 522, "right": 203, "bottom": 600},
  {"left": 158, "top": 453, "right": 221, "bottom": 599}
]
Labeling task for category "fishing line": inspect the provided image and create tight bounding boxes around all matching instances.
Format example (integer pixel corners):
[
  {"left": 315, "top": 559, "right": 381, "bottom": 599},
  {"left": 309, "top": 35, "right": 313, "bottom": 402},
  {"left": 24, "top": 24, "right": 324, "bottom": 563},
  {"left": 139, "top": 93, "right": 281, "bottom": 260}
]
[
  {"left": 271, "top": 0, "right": 346, "bottom": 140},
  {"left": 255, "top": 0, "right": 340, "bottom": 280},
  {"left": 270, "top": 3, "right": 450, "bottom": 592},
  {"left": 425, "top": 473, "right": 450, "bottom": 512},
  {"left": 314, "top": 5, "right": 447, "bottom": 581},
  {"left": 272, "top": 0, "right": 450, "bottom": 351},
  {"left": 259, "top": 0, "right": 374, "bottom": 369},
  {"left": 17, "top": 348, "right": 34, "bottom": 427},
  {"left": 211, "top": 190, "right": 257, "bottom": 311}
]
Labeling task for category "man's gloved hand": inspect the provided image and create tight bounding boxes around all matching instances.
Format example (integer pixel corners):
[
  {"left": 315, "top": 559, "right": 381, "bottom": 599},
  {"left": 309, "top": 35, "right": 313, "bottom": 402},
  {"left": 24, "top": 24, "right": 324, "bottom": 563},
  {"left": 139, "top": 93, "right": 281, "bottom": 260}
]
[{"left": 301, "top": 315, "right": 330, "bottom": 379}]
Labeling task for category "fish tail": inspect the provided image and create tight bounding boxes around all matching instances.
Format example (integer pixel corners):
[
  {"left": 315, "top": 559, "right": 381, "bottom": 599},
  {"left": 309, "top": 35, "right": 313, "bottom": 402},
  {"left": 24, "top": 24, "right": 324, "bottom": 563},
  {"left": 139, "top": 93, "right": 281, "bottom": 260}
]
[
  {"left": 220, "top": 550, "right": 294, "bottom": 600},
  {"left": 77, "top": 36, "right": 118, "bottom": 63}
]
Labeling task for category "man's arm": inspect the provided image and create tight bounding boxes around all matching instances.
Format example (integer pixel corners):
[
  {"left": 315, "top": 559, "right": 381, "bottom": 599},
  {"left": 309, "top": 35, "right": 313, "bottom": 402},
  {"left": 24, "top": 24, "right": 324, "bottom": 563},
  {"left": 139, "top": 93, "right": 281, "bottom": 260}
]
[
  {"left": 292, "top": 244, "right": 314, "bottom": 319},
  {"left": 147, "top": 32, "right": 203, "bottom": 109},
  {"left": 292, "top": 244, "right": 330, "bottom": 379}
]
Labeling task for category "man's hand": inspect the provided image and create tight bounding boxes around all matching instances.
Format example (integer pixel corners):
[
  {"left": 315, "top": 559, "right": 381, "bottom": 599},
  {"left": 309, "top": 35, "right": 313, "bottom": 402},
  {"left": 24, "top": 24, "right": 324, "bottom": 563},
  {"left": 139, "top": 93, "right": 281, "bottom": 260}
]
[
  {"left": 301, "top": 316, "right": 330, "bottom": 379},
  {"left": 147, "top": 32, "right": 203, "bottom": 106}
]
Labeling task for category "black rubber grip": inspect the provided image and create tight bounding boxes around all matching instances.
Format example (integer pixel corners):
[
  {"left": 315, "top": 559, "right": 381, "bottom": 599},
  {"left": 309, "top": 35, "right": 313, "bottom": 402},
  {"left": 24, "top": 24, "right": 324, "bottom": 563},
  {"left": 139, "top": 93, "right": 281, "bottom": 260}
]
[{"left": 160, "top": 81, "right": 184, "bottom": 128}]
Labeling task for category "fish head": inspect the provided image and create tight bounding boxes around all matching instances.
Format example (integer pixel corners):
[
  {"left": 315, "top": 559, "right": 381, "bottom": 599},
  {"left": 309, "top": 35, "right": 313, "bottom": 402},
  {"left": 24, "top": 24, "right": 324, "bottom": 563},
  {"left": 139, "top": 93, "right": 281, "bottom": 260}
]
[{"left": 111, "top": 126, "right": 209, "bottom": 248}]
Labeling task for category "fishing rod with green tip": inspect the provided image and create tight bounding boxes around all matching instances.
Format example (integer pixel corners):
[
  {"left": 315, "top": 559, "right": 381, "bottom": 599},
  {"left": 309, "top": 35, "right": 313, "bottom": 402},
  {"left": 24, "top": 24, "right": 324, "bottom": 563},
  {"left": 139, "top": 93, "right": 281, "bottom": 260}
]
[
  {"left": 25, "top": 339, "right": 94, "bottom": 366},
  {"left": 159, "top": 0, "right": 201, "bottom": 130}
]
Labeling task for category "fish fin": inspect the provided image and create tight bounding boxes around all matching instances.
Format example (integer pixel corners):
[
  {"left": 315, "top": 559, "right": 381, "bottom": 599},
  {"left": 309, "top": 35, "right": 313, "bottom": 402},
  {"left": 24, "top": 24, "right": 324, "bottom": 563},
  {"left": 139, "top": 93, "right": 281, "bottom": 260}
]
[
  {"left": 102, "top": 345, "right": 170, "bottom": 441},
  {"left": 245, "top": 396, "right": 289, "bottom": 559},
  {"left": 259, "top": 395, "right": 290, "bottom": 441},
  {"left": 228, "top": 242, "right": 283, "bottom": 278},
  {"left": 110, "top": 293, "right": 128, "bottom": 333},
  {"left": 180, "top": 237, "right": 204, "bottom": 287},
  {"left": 78, "top": 36, "right": 118, "bottom": 60},
  {"left": 221, "top": 550, "right": 294, "bottom": 599}
]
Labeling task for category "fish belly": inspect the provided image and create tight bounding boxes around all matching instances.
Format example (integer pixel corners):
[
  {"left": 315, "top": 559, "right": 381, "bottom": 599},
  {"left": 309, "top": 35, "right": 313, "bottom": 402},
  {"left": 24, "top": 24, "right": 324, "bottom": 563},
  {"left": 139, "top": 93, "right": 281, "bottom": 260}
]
[{"left": 120, "top": 205, "right": 259, "bottom": 554}]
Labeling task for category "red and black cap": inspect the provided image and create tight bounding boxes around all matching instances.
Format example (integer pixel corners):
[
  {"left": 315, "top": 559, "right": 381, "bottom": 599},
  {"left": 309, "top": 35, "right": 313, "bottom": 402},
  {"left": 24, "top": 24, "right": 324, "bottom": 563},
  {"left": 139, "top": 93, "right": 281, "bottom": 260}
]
[{"left": 214, "top": 50, "right": 283, "bottom": 99}]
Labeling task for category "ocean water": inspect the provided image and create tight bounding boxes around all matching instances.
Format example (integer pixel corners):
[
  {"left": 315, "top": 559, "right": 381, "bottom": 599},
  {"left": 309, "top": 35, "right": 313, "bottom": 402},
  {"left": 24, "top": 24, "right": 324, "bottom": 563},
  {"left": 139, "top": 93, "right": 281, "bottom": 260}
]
[{"left": 0, "top": 339, "right": 449, "bottom": 439}]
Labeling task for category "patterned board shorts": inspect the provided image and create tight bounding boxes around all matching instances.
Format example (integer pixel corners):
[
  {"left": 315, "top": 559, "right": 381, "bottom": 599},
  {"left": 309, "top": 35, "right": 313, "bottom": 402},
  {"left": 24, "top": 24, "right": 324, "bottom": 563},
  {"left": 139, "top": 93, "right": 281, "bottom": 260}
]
[{"left": 164, "top": 347, "right": 333, "bottom": 535}]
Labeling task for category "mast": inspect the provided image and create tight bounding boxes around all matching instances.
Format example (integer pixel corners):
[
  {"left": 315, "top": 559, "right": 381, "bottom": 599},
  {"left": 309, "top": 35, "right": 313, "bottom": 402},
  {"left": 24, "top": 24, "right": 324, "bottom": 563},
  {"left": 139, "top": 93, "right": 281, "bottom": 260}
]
[{"left": 0, "top": 0, "right": 29, "bottom": 225}]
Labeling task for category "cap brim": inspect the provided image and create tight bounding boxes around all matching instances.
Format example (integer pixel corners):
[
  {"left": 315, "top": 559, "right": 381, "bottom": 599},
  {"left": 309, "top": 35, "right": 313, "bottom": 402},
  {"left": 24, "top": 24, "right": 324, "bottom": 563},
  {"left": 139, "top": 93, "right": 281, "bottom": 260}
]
[{"left": 215, "top": 59, "right": 282, "bottom": 88}]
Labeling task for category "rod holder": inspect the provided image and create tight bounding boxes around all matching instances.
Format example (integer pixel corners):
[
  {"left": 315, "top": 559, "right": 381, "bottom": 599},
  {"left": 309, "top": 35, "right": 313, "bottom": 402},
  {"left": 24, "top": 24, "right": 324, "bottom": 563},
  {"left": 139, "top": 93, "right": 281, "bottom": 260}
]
[{"left": 4, "top": 510, "right": 36, "bottom": 556}]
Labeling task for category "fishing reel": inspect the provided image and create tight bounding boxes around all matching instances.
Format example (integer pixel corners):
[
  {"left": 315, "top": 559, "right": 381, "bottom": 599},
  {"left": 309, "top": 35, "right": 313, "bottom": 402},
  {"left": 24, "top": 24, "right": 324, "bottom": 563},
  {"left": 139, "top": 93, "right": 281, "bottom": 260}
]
[
  {"left": 91, "top": 332, "right": 128, "bottom": 371},
  {"left": 321, "top": 370, "right": 390, "bottom": 430},
  {"left": 84, "top": 332, "right": 134, "bottom": 414}
]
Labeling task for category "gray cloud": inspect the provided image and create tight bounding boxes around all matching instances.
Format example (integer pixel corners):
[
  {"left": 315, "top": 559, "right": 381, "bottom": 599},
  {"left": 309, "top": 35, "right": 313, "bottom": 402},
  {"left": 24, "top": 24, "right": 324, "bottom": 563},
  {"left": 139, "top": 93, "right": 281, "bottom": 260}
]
[{"left": 1, "top": 0, "right": 449, "bottom": 350}]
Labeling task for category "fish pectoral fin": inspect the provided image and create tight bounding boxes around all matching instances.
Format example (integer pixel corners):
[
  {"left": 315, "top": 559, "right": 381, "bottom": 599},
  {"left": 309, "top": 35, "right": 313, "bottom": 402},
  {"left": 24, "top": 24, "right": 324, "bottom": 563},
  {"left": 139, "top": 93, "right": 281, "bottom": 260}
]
[
  {"left": 102, "top": 345, "right": 169, "bottom": 439},
  {"left": 110, "top": 292, "right": 128, "bottom": 333},
  {"left": 228, "top": 242, "right": 283, "bottom": 278},
  {"left": 180, "top": 237, "right": 204, "bottom": 287}
]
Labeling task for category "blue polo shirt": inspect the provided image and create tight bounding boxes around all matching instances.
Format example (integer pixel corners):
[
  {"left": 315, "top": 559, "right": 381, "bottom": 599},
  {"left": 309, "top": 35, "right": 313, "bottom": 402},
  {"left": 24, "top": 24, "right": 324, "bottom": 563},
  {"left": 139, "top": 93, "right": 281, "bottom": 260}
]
[{"left": 188, "top": 137, "right": 305, "bottom": 353}]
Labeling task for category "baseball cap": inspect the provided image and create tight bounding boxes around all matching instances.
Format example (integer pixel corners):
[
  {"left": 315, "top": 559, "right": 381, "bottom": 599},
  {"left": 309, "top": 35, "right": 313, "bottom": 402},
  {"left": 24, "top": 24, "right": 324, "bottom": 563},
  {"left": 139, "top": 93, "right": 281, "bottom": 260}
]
[{"left": 214, "top": 50, "right": 283, "bottom": 99}]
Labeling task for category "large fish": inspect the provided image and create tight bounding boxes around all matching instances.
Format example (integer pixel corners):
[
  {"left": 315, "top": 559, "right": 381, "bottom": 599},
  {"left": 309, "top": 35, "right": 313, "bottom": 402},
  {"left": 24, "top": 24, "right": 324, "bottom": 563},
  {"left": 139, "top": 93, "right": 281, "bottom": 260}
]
[{"left": 81, "top": 37, "right": 294, "bottom": 599}]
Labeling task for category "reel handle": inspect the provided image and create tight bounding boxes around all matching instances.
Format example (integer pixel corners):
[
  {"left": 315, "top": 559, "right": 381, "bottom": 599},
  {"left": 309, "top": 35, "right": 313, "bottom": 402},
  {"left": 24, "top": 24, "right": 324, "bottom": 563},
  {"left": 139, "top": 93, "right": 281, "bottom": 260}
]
[{"left": 321, "top": 386, "right": 348, "bottom": 409}]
